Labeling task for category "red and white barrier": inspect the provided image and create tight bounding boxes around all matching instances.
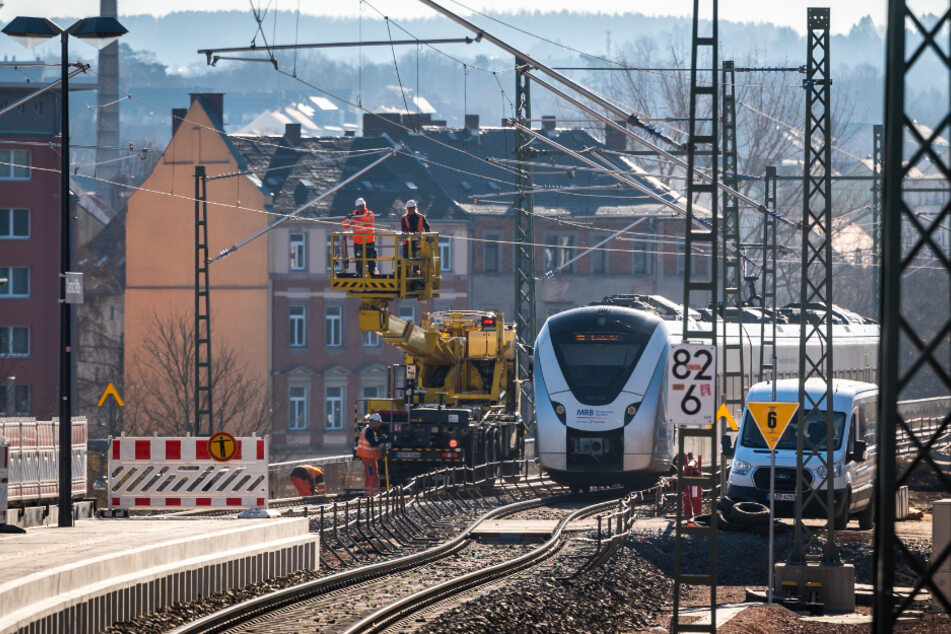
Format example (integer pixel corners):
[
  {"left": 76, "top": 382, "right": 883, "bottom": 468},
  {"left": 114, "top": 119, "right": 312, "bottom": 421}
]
[
  {"left": 107, "top": 435, "right": 269, "bottom": 511},
  {"left": 0, "top": 418, "right": 87, "bottom": 503}
]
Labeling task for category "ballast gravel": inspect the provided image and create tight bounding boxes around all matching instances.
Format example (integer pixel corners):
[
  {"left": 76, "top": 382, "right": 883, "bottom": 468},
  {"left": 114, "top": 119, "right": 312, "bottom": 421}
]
[{"left": 414, "top": 539, "right": 673, "bottom": 633}]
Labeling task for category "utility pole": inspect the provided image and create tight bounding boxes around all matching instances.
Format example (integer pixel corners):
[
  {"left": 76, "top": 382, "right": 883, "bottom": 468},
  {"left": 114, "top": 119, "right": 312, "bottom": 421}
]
[{"left": 194, "top": 166, "right": 213, "bottom": 437}]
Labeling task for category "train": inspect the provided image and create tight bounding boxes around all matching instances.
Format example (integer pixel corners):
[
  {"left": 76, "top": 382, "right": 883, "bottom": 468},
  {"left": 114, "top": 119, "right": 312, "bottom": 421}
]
[{"left": 532, "top": 294, "right": 879, "bottom": 488}]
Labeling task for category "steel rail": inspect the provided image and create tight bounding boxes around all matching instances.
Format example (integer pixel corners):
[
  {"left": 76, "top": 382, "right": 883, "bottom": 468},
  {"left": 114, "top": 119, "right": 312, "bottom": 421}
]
[
  {"left": 344, "top": 495, "right": 623, "bottom": 634},
  {"left": 171, "top": 491, "right": 586, "bottom": 634}
]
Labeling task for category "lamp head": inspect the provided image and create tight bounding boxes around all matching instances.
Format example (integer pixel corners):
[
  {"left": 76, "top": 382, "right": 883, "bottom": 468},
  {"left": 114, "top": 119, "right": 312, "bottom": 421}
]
[
  {"left": 2, "top": 17, "right": 62, "bottom": 49},
  {"left": 67, "top": 17, "right": 127, "bottom": 49}
]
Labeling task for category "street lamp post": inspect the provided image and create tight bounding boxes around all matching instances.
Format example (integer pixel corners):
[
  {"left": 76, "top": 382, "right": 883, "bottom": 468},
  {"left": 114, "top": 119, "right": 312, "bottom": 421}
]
[{"left": 3, "top": 16, "right": 126, "bottom": 528}]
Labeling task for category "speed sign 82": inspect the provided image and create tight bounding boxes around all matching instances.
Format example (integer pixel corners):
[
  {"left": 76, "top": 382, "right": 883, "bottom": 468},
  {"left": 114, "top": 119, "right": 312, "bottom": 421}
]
[{"left": 666, "top": 342, "right": 717, "bottom": 426}]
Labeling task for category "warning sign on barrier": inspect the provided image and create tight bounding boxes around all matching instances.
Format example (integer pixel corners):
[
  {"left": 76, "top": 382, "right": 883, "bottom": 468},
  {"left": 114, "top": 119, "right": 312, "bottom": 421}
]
[{"left": 208, "top": 431, "right": 238, "bottom": 462}]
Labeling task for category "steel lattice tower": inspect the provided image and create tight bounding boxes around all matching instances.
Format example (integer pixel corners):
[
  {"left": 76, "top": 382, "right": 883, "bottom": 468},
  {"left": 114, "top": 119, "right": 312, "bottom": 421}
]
[
  {"left": 790, "top": 7, "right": 839, "bottom": 566},
  {"left": 874, "top": 0, "right": 951, "bottom": 627}
]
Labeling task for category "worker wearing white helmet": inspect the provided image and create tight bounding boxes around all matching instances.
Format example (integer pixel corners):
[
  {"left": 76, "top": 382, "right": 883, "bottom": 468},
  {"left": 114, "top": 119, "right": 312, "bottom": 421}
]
[
  {"left": 355, "top": 413, "right": 386, "bottom": 496},
  {"left": 400, "top": 200, "right": 431, "bottom": 260}
]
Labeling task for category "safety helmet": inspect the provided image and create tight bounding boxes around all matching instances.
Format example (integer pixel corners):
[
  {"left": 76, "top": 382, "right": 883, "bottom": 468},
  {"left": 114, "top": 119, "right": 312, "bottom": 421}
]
[
  {"left": 355, "top": 197, "right": 366, "bottom": 207},
  {"left": 405, "top": 199, "right": 417, "bottom": 209},
  {"left": 369, "top": 413, "right": 382, "bottom": 422}
]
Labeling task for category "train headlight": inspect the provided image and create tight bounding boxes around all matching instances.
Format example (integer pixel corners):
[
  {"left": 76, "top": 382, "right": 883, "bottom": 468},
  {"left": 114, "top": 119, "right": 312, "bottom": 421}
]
[
  {"left": 552, "top": 402, "right": 567, "bottom": 425},
  {"left": 623, "top": 402, "right": 642, "bottom": 426},
  {"left": 732, "top": 458, "right": 752, "bottom": 476}
]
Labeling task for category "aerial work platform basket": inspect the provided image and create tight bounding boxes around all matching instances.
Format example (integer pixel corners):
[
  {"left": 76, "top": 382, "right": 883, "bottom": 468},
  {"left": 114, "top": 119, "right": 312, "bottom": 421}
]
[{"left": 329, "top": 231, "right": 441, "bottom": 300}]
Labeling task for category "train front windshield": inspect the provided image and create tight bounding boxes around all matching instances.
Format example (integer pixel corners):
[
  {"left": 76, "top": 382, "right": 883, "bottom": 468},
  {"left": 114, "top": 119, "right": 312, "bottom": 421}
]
[{"left": 551, "top": 331, "right": 648, "bottom": 405}]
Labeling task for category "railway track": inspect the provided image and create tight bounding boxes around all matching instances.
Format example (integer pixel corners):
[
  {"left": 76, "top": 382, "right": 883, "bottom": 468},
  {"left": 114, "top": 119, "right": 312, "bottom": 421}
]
[{"left": 171, "top": 485, "right": 627, "bottom": 634}]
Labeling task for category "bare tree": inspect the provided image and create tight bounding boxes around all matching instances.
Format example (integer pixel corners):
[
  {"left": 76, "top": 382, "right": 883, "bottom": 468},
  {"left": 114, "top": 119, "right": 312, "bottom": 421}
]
[{"left": 125, "top": 312, "right": 271, "bottom": 437}]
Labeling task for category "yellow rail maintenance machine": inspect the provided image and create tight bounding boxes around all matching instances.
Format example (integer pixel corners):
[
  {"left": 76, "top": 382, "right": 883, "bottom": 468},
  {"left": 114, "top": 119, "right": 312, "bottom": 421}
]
[{"left": 330, "top": 231, "right": 524, "bottom": 480}]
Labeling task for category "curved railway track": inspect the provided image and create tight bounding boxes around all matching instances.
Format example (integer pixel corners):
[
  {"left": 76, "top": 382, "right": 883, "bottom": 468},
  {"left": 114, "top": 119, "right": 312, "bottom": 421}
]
[{"left": 172, "top": 489, "right": 623, "bottom": 634}]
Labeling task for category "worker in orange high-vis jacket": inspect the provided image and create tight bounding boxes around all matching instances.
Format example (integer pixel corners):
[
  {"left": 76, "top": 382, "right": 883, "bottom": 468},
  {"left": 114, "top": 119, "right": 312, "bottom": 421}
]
[
  {"left": 355, "top": 413, "right": 386, "bottom": 496},
  {"left": 289, "top": 465, "right": 327, "bottom": 497},
  {"left": 343, "top": 197, "right": 376, "bottom": 275}
]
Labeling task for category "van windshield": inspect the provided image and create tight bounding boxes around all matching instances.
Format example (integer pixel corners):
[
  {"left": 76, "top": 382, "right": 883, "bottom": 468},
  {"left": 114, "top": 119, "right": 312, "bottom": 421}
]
[{"left": 740, "top": 409, "right": 846, "bottom": 451}]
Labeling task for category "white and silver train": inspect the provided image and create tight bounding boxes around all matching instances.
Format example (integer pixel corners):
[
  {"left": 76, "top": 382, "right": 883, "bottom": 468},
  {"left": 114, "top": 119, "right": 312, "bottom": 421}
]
[{"left": 532, "top": 295, "right": 879, "bottom": 488}]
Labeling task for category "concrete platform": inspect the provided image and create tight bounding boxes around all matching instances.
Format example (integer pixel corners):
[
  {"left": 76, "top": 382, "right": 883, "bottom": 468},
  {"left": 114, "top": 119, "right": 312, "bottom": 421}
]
[{"left": 0, "top": 516, "right": 318, "bottom": 634}]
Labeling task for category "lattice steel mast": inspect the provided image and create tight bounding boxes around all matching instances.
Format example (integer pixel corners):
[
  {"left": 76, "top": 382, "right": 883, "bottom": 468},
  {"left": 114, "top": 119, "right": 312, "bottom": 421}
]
[
  {"left": 720, "top": 59, "right": 745, "bottom": 417},
  {"left": 513, "top": 58, "right": 536, "bottom": 429},
  {"left": 194, "top": 166, "right": 214, "bottom": 436},
  {"left": 672, "top": 1, "right": 719, "bottom": 631},
  {"left": 790, "top": 6, "right": 838, "bottom": 565},
  {"left": 874, "top": 0, "right": 951, "bottom": 627}
]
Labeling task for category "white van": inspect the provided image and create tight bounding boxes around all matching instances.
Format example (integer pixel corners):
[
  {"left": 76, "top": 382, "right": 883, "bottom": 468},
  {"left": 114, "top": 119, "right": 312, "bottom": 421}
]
[{"left": 726, "top": 378, "right": 877, "bottom": 529}]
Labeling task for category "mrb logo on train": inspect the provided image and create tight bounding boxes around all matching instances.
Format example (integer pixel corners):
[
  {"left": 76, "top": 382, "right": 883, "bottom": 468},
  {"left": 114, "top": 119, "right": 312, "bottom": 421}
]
[{"left": 667, "top": 342, "right": 716, "bottom": 426}]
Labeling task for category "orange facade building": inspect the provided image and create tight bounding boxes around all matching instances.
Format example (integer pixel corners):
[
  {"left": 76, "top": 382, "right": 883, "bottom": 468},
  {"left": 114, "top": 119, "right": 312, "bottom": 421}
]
[{"left": 124, "top": 95, "right": 272, "bottom": 434}]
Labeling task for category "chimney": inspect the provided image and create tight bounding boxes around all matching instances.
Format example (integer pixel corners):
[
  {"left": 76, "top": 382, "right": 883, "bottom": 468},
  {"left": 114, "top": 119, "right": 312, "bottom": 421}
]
[
  {"left": 294, "top": 178, "right": 315, "bottom": 206},
  {"left": 605, "top": 120, "right": 628, "bottom": 151},
  {"left": 465, "top": 114, "right": 480, "bottom": 131},
  {"left": 284, "top": 122, "right": 302, "bottom": 146},
  {"left": 401, "top": 112, "right": 433, "bottom": 130},
  {"left": 363, "top": 112, "right": 402, "bottom": 141},
  {"left": 189, "top": 93, "right": 224, "bottom": 126},
  {"left": 541, "top": 115, "right": 556, "bottom": 132},
  {"left": 171, "top": 108, "right": 187, "bottom": 137}
]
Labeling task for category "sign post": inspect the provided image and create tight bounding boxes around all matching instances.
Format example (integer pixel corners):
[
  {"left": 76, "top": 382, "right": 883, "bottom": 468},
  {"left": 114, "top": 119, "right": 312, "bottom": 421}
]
[{"left": 747, "top": 401, "right": 799, "bottom": 603}]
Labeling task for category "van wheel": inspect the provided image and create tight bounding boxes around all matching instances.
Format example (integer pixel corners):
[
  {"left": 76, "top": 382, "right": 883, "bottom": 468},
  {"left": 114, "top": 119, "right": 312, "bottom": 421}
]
[
  {"left": 834, "top": 491, "right": 851, "bottom": 530},
  {"left": 857, "top": 501, "right": 874, "bottom": 530}
]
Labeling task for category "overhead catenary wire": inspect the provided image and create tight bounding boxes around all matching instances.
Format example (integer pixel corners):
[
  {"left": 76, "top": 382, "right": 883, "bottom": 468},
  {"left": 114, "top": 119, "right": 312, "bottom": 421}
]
[
  {"left": 210, "top": 145, "right": 402, "bottom": 263},
  {"left": 10, "top": 158, "right": 925, "bottom": 275}
]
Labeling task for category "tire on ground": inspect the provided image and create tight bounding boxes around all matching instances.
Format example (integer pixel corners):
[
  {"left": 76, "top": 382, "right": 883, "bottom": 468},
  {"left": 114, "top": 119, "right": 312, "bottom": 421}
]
[
  {"left": 717, "top": 495, "right": 736, "bottom": 514},
  {"left": 729, "top": 500, "right": 771, "bottom": 526}
]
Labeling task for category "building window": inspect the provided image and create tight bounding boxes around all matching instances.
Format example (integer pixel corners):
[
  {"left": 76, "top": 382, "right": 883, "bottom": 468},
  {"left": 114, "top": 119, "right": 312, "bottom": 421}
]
[
  {"left": 289, "top": 305, "right": 306, "bottom": 347},
  {"left": 0, "top": 267, "right": 29, "bottom": 297},
  {"left": 0, "top": 384, "right": 29, "bottom": 415},
  {"left": 633, "top": 240, "right": 653, "bottom": 274},
  {"left": 288, "top": 386, "right": 308, "bottom": 430},
  {"left": 0, "top": 209, "right": 29, "bottom": 238},
  {"left": 0, "top": 326, "right": 29, "bottom": 356},
  {"left": 325, "top": 305, "right": 342, "bottom": 347},
  {"left": 439, "top": 236, "right": 452, "bottom": 272},
  {"left": 363, "top": 331, "right": 381, "bottom": 347},
  {"left": 676, "top": 245, "right": 701, "bottom": 275},
  {"left": 544, "top": 235, "right": 575, "bottom": 274},
  {"left": 289, "top": 233, "right": 307, "bottom": 270},
  {"left": 0, "top": 149, "right": 30, "bottom": 180},
  {"left": 360, "top": 385, "right": 380, "bottom": 416},
  {"left": 325, "top": 385, "right": 344, "bottom": 430},
  {"left": 483, "top": 233, "right": 500, "bottom": 273},
  {"left": 399, "top": 305, "right": 416, "bottom": 324},
  {"left": 591, "top": 234, "right": 609, "bottom": 274}
]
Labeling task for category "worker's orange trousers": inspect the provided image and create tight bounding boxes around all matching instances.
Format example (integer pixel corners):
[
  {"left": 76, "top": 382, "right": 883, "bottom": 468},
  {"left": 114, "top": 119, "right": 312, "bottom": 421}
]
[{"left": 361, "top": 458, "right": 380, "bottom": 497}]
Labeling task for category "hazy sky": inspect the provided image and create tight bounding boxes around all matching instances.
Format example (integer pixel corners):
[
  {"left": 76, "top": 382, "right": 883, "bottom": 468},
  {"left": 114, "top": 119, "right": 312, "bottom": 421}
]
[{"left": 0, "top": 0, "right": 946, "bottom": 35}]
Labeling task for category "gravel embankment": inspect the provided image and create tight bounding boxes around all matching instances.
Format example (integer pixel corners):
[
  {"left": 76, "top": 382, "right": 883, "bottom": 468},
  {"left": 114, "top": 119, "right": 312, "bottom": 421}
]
[{"left": 414, "top": 539, "right": 673, "bottom": 633}]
